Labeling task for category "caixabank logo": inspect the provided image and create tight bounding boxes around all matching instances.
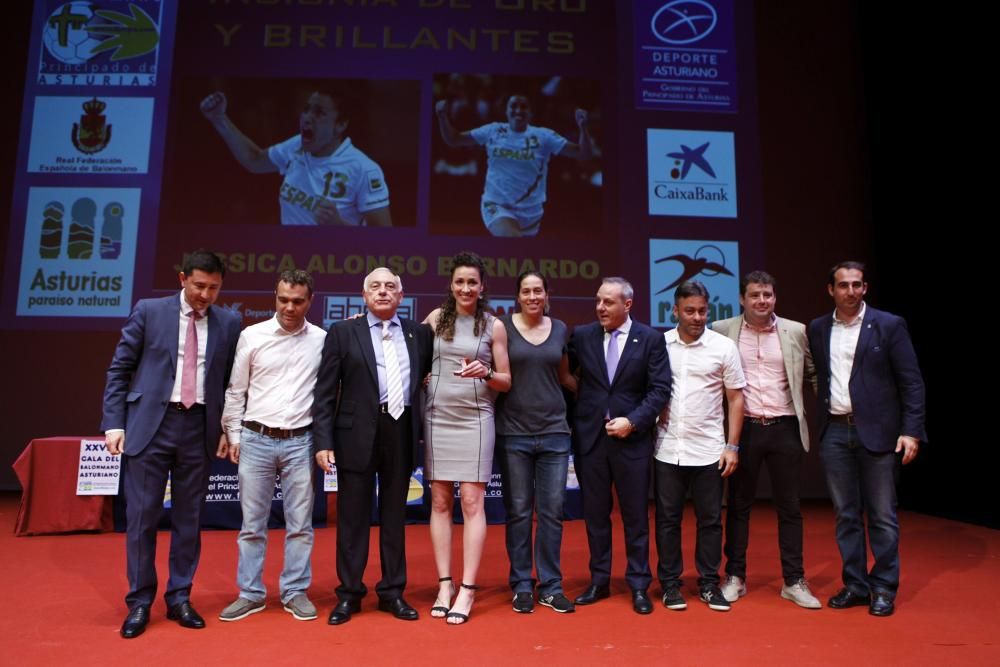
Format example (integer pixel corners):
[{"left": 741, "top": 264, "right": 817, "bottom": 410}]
[
  {"left": 28, "top": 95, "right": 155, "bottom": 173},
  {"left": 649, "top": 239, "right": 739, "bottom": 327},
  {"left": 647, "top": 128, "right": 737, "bottom": 218},
  {"left": 38, "top": 1, "right": 161, "bottom": 87},
  {"left": 17, "top": 187, "right": 140, "bottom": 317}
]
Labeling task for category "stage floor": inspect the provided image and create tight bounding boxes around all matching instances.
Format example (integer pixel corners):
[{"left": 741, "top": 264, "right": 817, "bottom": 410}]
[{"left": 3, "top": 495, "right": 997, "bottom": 665}]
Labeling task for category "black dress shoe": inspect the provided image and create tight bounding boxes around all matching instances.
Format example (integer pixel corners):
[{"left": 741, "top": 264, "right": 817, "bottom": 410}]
[
  {"left": 166, "top": 601, "right": 206, "bottom": 629},
  {"left": 828, "top": 588, "right": 870, "bottom": 609},
  {"left": 632, "top": 589, "right": 653, "bottom": 615},
  {"left": 574, "top": 584, "right": 611, "bottom": 605},
  {"left": 120, "top": 605, "right": 150, "bottom": 639},
  {"left": 328, "top": 599, "right": 361, "bottom": 625},
  {"left": 869, "top": 591, "right": 895, "bottom": 617},
  {"left": 378, "top": 597, "right": 418, "bottom": 620}
]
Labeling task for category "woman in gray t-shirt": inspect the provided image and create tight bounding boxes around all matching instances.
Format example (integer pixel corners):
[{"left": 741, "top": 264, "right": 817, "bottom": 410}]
[{"left": 496, "top": 271, "right": 578, "bottom": 614}]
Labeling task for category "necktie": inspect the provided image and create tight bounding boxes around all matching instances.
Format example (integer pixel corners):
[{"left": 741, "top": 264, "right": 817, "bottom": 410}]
[
  {"left": 382, "top": 321, "right": 404, "bottom": 420},
  {"left": 181, "top": 310, "right": 202, "bottom": 408},
  {"left": 606, "top": 329, "right": 621, "bottom": 384}
]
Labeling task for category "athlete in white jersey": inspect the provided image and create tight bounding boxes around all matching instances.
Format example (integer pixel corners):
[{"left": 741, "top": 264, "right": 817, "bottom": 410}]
[
  {"left": 435, "top": 95, "right": 592, "bottom": 237},
  {"left": 201, "top": 91, "right": 391, "bottom": 227}
]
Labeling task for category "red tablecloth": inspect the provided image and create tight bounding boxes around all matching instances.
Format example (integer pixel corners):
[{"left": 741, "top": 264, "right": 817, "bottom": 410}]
[{"left": 12, "top": 436, "right": 114, "bottom": 536}]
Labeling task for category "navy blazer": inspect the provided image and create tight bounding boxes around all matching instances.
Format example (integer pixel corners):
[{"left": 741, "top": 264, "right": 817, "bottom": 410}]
[
  {"left": 808, "top": 306, "right": 926, "bottom": 453},
  {"left": 101, "top": 294, "right": 242, "bottom": 457},
  {"left": 568, "top": 320, "right": 672, "bottom": 458},
  {"left": 312, "top": 316, "right": 433, "bottom": 473}
]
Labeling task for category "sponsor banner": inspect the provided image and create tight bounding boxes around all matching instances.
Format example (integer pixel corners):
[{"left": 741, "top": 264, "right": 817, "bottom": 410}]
[
  {"left": 647, "top": 128, "right": 737, "bottom": 218},
  {"left": 322, "top": 294, "right": 417, "bottom": 330},
  {"left": 28, "top": 95, "right": 154, "bottom": 174},
  {"left": 489, "top": 299, "right": 516, "bottom": 318},
  {"left": 634, "top": 0, "right": 738, "bottom": 112},
  {"left": 37, "top": 1, "right": 163, "bottom": 87},
  {"left": 215, "top": 294, "right": 276, "bottom": 327},
  {"left": 649, "top": 238, "right": 739, "bottom": 327},
  {"left": 17, "top": 187, "right": 140, "bottom": 317},
  {"left": 76, "top": 438, "right": 120, "bottom": 495}
]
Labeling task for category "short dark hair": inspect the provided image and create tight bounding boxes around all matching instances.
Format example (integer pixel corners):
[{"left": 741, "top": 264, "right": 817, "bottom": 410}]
[
  {"left": 828, "top": 260, "right": 866, "bottom": 286},
  {"left": 310, "top": 89, "right": 351, "bottom": 128},
  {"left": 740, "top": 270, "right": 776, "bottom": 295},
  {"left": 182, "top": 249, "right": 226, "bottom": 278},
  {"left": 674, "top": 280, "right": 709, "bottom": 302},
  {"left": 507, "top": 93, "right": 532, "bottom": 109},
  {"left": 515, "top": 270, "right": 548, "bottom": 297},
  {"left": 278, "top": 269, "right": 314, "bottom": 296}
]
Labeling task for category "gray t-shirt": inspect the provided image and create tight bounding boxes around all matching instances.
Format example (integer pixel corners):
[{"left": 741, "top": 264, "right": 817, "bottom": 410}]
[{"left": 496, "top": 315, "right": 570, "bottom": 436}]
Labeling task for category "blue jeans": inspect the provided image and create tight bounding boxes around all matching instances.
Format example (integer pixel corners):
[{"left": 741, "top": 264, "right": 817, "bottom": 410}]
[
  {"left": 820, "top": 421, "right": 900, "bottom": 597},
  {"left": 498, "top": 434, "right": 571, "bottom": 596},
  {"left": 236, "top": 429, "right": 315, "bottom": 603}
]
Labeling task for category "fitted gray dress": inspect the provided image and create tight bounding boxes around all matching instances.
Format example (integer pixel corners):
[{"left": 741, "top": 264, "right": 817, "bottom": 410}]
[{"left": 425, "top": 313, "right": 497, "bottom": 483}]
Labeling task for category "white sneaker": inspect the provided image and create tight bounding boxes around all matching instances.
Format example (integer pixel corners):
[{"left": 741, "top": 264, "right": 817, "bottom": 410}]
[
  {"left": 721, "top": 575, "right": 746, "bottom": 603},
  {"left": 780, "top": 579, "right": 822, "bottom": 609}
]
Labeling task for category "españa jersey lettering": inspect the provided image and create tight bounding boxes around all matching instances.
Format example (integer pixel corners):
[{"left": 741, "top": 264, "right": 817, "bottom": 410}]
[
  {"left": 268, "top": 136, "right": 389, "bottom": 226},
  {"left": 468, "top": 123, "right": 568, "bottom": 211}
]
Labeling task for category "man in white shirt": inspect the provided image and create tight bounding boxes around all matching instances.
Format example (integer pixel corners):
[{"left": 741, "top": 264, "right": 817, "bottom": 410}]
[
  {"left": 654, "top": 280, "right": 745, "bottom": 612},
  {"left": 219, "top": 270, "right": 327, "bottom": 623}
]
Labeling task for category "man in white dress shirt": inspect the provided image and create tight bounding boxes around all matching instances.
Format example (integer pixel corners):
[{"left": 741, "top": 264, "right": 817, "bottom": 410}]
[
  {"left": 219, "top": 270, "right": 326, "bottom": 622},
  {"left": 654, "top": 280, "right": 745, "bottom": 613}
]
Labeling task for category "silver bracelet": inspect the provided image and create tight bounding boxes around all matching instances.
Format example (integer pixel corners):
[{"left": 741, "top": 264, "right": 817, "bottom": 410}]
[{"left": 724, "top": 444, "right": 740, "bottom": 452}]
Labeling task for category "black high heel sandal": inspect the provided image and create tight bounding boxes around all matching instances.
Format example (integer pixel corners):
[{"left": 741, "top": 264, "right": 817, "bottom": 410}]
[
  {"left": 446, "top": 583, "right": 479, "bottom": 625},
  {"left": 431, "top": 577, "right": 454, "bottom": 618}
]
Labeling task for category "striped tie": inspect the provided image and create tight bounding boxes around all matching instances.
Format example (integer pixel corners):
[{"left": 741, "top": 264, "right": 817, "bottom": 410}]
[{"left": 382, "top": 321, "right": 404, "bottom": 420}]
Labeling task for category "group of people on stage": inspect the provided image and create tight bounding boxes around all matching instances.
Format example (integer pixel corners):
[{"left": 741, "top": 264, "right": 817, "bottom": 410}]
[{"left": 102, "top": 250, "right": 925, "bottom": 639}]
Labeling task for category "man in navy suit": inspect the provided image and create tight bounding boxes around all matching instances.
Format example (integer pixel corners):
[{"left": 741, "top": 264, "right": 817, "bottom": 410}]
[
  {"left": 808, "top": 261, "right": 926, "bottom": 617},
  {"left": 313, "top": 267, "right": 433, "bottom": 625},
  {"left": 102, "top": 249, "right": 241, "bottom": 638},
  {"left": 568, "top": 277, "right": 672, "bottom": 615}
]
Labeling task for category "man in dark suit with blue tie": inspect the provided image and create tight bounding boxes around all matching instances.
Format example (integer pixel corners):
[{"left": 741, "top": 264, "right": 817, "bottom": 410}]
[
  {"left": 568, "top": 277, "right": 672, "bottom": 614},
  {"left": 313, "top": 267, "right": 433, "bottom": 625},
  {"left": 102, "top": 249, "right": 242, "bottom": 638},
  {"left": 808, "top": 261, "right": 926, "bottom": 617}
]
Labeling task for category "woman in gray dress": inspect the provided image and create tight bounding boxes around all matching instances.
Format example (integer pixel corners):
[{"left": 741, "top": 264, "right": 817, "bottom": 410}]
[{"left": 423, "top": 252, "right": 511, "bottom": 624}]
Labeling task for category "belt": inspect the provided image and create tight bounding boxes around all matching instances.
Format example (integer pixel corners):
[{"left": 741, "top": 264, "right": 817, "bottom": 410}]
[
  {"left": 168, "top": 402, "right": 204, "bottom": 411},
  {"left": 242, "top": 420, "right": 312, "bottom": 439},
  {"left": 827, "top": 413, "right": 855, "bottom": 425},
  {"left": 745, "top": 415, "right": 795, "bottom": 426}
]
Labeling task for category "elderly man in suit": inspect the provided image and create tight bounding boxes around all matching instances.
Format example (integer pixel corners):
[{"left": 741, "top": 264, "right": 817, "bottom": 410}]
[
  {"left": 713, "top": 271, "right": 821, "bottom": 609},
  {"left": 102, "top": 249, "right": 242, "bottom": 638},
  {"left": 313, "top": 267, "right": 433, "bottom": 625},
  {"left": 808, "top": 261, "right": 926, "bottom": 617},
  {"left": 569, "top": 277, "right": 672, "bottom": 615}
]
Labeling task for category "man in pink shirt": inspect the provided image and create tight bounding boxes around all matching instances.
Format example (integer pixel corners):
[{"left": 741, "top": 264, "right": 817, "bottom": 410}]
[{"left": 712, "top": 271, "right": 821, "bottom": 609}]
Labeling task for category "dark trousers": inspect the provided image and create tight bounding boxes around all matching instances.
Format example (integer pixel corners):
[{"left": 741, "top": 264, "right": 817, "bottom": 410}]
[
  {"left": 335, "top": 408, "right": 412, "bottom": 602},
  {"left": 654, "top": 460, "right": 723, "bottom": 590},
  {"left": 122, "top": 405, "right": 210, "bottom": 609},
  {"left": 820, "top": 421, "right": 900, "bottom": 597},
  {"left": 724, "top": 418, "right": 805, "bottom": 584},
  {"left": 577, "top": 433, "right": 652, "bottom": 590}
]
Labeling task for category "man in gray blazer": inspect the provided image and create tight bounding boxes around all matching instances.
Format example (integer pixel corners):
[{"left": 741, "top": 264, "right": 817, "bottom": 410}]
[{"left": 712, "top": 271, "right": 820, "bottom": 608}]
